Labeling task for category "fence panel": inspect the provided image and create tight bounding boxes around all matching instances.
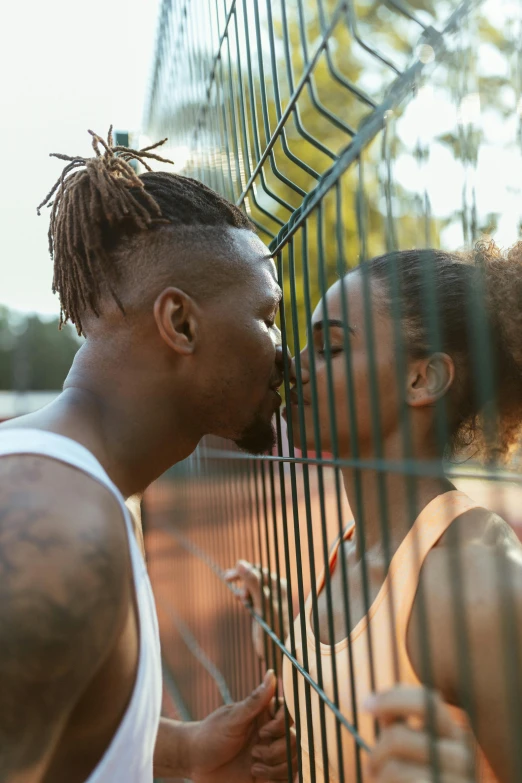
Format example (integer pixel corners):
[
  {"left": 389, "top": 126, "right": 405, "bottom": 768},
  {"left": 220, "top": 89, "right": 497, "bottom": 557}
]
[{"left": 145, "top": 0, "right": 522, "bottom": 781}]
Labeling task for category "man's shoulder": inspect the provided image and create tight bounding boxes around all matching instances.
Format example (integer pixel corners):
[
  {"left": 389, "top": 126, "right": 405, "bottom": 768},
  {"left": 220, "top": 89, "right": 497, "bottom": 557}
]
[
  {"left": 0, "top": 450, "right": 125, "bottom": 531},
  {"left": 0, "top": 451, "right": 131, "bottom": 611}
]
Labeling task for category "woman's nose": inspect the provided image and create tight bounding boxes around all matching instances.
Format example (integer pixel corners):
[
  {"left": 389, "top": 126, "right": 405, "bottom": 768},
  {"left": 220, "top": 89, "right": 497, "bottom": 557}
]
[
  {"left": 298, "top": 348, "right": 310, "bottom": 385},
  {"left": 274, "top": 345, "right": 311, "bottom": 387}
]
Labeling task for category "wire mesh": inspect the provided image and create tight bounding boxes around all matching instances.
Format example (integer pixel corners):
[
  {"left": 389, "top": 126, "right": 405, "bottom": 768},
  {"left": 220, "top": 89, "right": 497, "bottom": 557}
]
[{"left": 145, "top": 0, "right": 522, "bottom": 781}]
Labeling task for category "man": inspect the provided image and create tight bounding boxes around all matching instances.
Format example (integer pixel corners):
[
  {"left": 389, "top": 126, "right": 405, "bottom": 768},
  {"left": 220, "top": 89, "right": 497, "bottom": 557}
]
[{"left": 0, "top": 129, "right": 293, "bottom": 782}]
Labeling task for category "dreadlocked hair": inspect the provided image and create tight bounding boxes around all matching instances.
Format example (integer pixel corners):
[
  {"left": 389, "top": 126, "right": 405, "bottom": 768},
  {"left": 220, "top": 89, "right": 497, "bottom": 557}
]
[{"left": 38, "top": 127, "right": 253, "bottom": 335}]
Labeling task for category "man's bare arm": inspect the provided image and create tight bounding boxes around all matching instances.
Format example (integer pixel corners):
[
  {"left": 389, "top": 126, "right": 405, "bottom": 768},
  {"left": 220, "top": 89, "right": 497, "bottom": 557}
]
[
  {"left": 0, "top": 456, "right": 130, "bottom": 782},
  {"left": 153, "top": 719, "right": 193, "bottom": 779}
]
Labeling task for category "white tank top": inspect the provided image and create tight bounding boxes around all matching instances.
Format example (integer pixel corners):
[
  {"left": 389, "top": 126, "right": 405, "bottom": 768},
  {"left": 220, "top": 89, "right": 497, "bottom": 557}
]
[{"left": 0, "top": 428, "right": 163, "bottom": 783}]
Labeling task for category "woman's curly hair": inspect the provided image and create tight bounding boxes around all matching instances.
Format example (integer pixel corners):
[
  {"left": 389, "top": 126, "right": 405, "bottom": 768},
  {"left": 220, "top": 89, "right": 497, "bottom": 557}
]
[{"left": 368, "top": 240, "right": 522, "bottom": 463}]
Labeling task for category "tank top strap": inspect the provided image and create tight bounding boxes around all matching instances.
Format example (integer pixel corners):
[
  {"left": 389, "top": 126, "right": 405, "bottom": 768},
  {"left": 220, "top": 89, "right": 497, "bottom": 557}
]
[
  {"left": 0, "top": 428, "right": 147, "bottom": 579},
  {"left": 316, "top": 522, "right": 355, "bottom": 594},
  {"left": 0, "top": 427, "right": 162, "bottom": 783},
  {"left": 390, "top": 490, "right": 479, "bottom": 675}
]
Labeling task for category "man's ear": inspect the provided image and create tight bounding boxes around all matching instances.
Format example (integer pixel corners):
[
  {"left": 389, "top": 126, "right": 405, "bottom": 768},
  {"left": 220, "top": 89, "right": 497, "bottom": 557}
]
[
  {"left": 153, "top": 287, "right": 199, "bottom": 355},
  {"left": 406, "top": 352, "right": 455, "bottom": 408}
]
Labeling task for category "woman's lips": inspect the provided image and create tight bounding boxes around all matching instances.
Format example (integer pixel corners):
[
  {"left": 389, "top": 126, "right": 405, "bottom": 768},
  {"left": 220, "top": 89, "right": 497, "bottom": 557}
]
[
  {"left": 280, "top": 388, "right": 311, "bottom": 419},
  {"left": 289, "top": 389, "right": 310, "bottom": 406}
]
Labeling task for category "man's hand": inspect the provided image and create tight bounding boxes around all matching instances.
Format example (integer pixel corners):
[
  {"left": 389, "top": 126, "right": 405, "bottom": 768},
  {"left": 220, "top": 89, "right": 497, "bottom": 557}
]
[
  {"left": 187, "top": 670, "right": 294, "bottom": 783},
  {"left": 253, "top": 702, "right": 298, "bottom": 781},
  {"left": 365, "top": 685, "right": 474, "bottom": 782}
]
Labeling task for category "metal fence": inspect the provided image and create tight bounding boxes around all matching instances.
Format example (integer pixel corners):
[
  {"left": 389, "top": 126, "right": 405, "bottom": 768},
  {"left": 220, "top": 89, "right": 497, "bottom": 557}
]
[{"left": 145, "top": 0, "right": 522, "bottom": 781}]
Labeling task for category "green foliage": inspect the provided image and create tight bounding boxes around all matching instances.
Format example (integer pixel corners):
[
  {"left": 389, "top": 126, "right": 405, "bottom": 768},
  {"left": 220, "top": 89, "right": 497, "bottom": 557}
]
[
  {"left": 228, "top": 0, "right": 448, "bottom": 349},
  {"left": 0, "top": 306, "right": 81, "bottom": 391},
  {"left": 148, "top": 0, "right": 521, "bottom": 352}
]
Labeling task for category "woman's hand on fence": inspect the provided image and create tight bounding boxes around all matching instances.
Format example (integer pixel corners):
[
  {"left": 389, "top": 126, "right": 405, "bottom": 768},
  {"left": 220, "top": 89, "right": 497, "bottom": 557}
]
[
  {"left": 225, "top": 560, "right": 290, "bottom": 659},
  {"left": 252, "top": 702, "right": 298, "bottom": 781},
  {"left": 365, "top": 685, "right": 475, "bottom": 782}
]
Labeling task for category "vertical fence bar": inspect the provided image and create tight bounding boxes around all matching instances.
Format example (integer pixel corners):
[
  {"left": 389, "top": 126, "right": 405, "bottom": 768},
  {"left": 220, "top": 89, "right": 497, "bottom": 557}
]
[{"left": 283, "top": 236, "right": 319, "bottom": 783}]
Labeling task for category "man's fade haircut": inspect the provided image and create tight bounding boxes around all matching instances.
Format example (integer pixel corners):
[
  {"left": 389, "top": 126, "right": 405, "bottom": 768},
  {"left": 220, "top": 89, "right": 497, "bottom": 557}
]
[{"left": 38, "top": 127, "right": 253, "bottom": 335}]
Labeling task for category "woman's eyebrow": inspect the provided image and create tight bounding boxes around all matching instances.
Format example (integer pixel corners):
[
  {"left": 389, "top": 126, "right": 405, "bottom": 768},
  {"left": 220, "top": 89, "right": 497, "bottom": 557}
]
[{"left": 312, "top": 319, "right": 356, "bottom": 334}]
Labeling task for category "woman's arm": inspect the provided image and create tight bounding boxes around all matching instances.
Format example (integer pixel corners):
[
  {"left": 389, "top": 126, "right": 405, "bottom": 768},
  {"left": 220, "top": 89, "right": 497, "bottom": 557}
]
[{"left": 407, "top": 509, "right": 522, "bottom": 782}]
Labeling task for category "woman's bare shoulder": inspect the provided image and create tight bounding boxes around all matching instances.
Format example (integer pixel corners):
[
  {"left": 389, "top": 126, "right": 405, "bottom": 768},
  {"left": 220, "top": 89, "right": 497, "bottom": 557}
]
[{"left": 408, "top": 508, "right": 522, "bottom": 692}]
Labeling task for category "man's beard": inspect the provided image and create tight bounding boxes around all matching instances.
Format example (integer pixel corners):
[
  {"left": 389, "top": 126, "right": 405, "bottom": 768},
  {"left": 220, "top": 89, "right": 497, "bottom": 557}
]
[{"left": 234, "top": 413, "right": 276, "bottom": 455}]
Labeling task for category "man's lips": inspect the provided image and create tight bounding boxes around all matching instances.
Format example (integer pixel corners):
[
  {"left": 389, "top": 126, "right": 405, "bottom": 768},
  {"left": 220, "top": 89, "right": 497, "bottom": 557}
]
[{"left": 271, "top": 389, "right": 282, "bottom": 407}]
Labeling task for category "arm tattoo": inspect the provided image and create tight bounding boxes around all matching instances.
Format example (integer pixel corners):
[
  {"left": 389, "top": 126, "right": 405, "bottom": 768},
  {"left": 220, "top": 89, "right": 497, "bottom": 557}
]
[{"left": 0, "top": 468, "right": 127, "bottom": 780}]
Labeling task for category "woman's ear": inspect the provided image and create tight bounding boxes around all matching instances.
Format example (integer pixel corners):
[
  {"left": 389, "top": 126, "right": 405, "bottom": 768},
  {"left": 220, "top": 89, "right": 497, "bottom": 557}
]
[
  {"left": 153, "top": 287, "right": 199, "bottom": 355},
  {"left": 406, "top": 352, "right": 455, "bottom": 408}
]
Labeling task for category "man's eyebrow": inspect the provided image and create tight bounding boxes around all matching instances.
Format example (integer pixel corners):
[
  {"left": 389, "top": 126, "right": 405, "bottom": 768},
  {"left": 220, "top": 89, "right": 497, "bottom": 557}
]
[{"left": 313, "top": 319, "right": 356, "bottom": 334}]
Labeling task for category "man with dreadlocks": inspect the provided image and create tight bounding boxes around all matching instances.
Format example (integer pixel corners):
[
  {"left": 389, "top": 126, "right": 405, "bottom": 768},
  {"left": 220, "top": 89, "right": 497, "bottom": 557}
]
[{"left": 0, "top": 129, "right": 294, "bottom": 783}]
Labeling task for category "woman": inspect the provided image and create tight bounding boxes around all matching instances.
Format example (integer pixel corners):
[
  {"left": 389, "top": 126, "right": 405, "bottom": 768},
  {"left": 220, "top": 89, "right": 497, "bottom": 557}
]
[{"left": 231, "top": 243, "right": 522, "bottom": 782}]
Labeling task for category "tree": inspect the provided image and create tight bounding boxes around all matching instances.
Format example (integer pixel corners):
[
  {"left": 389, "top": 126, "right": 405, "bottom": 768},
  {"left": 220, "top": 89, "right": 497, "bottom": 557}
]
[
  {"left": 147, "top": 0, "right": 520, "bottom": 350},
  {"left": 0, "top": 306, "right": 81, "bottom": 391}
]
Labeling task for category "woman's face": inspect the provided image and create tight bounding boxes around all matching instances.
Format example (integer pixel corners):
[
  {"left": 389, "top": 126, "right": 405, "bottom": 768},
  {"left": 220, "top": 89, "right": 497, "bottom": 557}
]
[{"left": 285, "top": 271, "right": 402, "bottom": 458}]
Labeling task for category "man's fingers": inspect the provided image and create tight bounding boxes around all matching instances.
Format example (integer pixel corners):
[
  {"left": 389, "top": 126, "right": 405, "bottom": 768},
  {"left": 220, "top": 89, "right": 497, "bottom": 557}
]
[
  {"left": 252, "top": 736, "right": 288, "bottom": 765},
  {"left": 253, "top": 706, "right": 297, "bottom": 783},
  {"left": 264, "top": 705, "right": 287, "bottom": 731},
  {"left": 259, "top": 709, "right": 289, "bottom": 740},
  {"left": 370, "top": 723, "right": 472, "bottom": 777},
  {"left": 230, "top": 670, "right": 277, "bottom": 725},
  {"left": 253, "top": 724, "right": 296, "bottom": 759},
  {"left": 365, "top": 685, "right": 462, "bottom": 739}
]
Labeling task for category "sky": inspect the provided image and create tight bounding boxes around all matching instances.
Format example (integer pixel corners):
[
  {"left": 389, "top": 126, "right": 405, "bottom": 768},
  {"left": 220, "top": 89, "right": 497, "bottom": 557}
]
[
  {"left": 1, "top": 0, "right": 161, "bottom": 316},
  {"left": 2, "top": 0, "right": 521, "bottom": 317}
]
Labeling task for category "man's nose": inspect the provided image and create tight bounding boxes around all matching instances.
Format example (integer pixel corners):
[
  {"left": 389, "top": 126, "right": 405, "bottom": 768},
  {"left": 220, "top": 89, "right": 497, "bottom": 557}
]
[{"left": 274, "top": 343, "right": 295, "bottom": 384}]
